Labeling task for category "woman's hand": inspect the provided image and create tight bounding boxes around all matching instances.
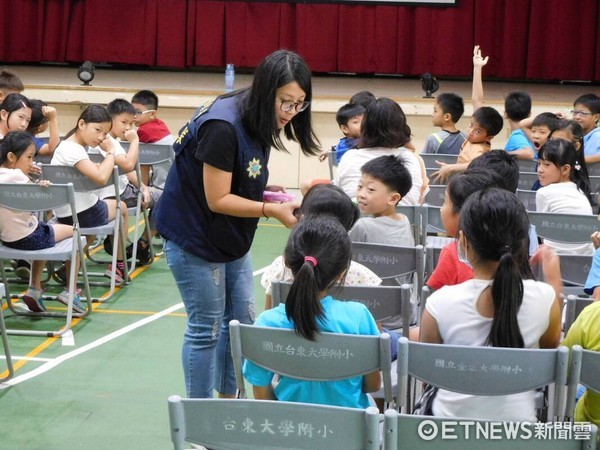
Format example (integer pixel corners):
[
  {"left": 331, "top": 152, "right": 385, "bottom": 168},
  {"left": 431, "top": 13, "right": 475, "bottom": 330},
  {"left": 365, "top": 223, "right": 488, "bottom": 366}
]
[{"left": 265, "top": 201, "right": 301, "bottom": 228}]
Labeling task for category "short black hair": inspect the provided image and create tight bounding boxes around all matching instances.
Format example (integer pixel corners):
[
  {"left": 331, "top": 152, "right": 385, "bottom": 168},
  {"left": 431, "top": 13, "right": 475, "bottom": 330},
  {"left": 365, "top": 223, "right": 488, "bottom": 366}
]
[
  {"left": 436, "top": 93, "right": 464, "bottom": 123},
  {"left": 573, "top": 93, "right": 600, "bottom": 115},
  {"left": 336, "top": 103, "right": 365, "bottom": 127},
  {"left": 26, "top": 99, "right": 48, "bottom": 132},
  {"left": 107, "top": 98, "right": 136, "bottom": 117},
  {"left": 532, "top": 112, "right": 560, "bottom": 131},
  {"left": 467, "top": 150, "right": 519, "bottom": 192},
  {"left": 472, "top": 106, "right": 503, "bottom": 137},
  {"left": 0, "top": 69, "right": 24, "bottom": 93},
  {"left": 131, "top": 90, "right": 159, "bottom": 110},
  {"left": 504, "top": 91, "right": 532, "bottom": 122},
  {"left": 361, "top": 155, "right": 412, "bottom": 200},
  {"left": 349, "top": 91, "right": 376, "bottom": 109}
]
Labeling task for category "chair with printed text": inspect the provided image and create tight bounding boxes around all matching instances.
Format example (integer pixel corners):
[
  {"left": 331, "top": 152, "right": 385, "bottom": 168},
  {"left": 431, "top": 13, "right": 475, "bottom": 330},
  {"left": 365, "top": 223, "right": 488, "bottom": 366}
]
[
  {"left": 396, "top": 337, "right": 570, "bottom": 422},
  {"left": 0, "top": 183, "right": 92, "bottom": 337},
  {"left": 168, "top": 395, "right": 381, "bottom": 450},
  {"left": 395, "top": 205, "right": 423, "bottom": 246},
  {"left": 230, "top": 319, "right": 394, "bottom": 408},
  {"left": 41, "top": 165, "right": 129, "bottom": 301},
  {"left": 382, "top": 409, "right": 597, "bottom": 450}
]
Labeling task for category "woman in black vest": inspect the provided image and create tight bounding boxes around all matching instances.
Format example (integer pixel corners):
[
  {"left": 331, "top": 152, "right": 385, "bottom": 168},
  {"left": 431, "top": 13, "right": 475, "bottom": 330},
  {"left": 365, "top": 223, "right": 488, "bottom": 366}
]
[{"left": 154, "top": 50, "right": 320, "bottom": 398}]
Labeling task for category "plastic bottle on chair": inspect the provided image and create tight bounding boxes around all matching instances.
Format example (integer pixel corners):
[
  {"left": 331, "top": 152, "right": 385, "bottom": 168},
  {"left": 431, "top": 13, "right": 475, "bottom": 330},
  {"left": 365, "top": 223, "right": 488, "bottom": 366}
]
[{"left": 225, "top": 64, "right": 235, "bottom": 93}]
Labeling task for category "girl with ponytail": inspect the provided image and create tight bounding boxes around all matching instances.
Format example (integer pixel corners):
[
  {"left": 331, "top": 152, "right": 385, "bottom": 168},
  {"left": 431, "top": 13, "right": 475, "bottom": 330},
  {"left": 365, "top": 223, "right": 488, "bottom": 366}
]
[
  {"left": 243, "top": 215, "right": 381, "bottom": 408},
  {"left": 420, "top": 188, "right": 562, "bottom": 421}
]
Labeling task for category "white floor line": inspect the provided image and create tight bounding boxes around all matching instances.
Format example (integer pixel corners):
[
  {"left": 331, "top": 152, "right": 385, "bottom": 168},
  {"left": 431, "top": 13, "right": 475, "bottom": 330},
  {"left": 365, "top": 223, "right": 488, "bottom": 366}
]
[
  {"left": 253, "top": 266, "right": 268, "bottom": 277},
  {"left": 0, "top": 302, "right": 184, "bottom": 389},
  {"left": 0, "top": 355, "right": 53, "bottom": 362}
]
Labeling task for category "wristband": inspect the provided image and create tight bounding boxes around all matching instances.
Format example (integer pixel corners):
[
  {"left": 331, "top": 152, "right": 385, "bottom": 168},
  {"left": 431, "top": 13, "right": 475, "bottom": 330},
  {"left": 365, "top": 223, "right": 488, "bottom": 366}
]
[{"left": 261, "top": 202, "right": 270, "bottom": 219}]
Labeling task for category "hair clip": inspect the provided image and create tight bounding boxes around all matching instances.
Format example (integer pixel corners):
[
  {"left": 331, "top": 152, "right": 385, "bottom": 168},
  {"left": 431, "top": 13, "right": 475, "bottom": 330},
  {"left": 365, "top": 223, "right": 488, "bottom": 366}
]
[{"left": 574, "top": 161, "right": 581, "bottom": 171}]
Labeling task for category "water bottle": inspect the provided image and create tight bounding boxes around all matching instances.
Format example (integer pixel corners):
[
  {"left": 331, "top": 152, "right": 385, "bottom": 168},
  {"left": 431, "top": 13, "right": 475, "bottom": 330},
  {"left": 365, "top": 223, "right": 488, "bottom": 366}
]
[{"left": 225, "top": 63, "right": 235, "bottom": 92}]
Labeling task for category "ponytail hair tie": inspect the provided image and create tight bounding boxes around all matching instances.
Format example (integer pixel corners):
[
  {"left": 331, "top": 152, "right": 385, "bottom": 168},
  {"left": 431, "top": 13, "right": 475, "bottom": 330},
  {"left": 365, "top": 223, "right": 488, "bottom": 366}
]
[
  {"left": 500, "top": 245, "right": 511, "bottom": 256},
  {"left": 304, "top": 256, "right": 318, "bottom": 267}
]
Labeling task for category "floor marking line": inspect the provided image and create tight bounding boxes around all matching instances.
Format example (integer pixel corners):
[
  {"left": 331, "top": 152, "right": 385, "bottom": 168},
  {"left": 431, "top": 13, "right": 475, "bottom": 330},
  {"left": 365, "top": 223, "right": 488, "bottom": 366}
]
[
  {"left": 253, "top": 266, "right": 268, "bottom": 277},
  {"left": 0, "top": 355, "right": 53, "bottom": 362},
  {"left": 0, "top": 302, "right": 184, "bottom": 389}
]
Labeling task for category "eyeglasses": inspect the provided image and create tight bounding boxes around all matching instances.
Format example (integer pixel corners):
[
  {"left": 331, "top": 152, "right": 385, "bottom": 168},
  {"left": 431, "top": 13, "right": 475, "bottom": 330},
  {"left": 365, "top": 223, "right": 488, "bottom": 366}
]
[
  {"left": 280, "top": 100, "right": 310, "bottom": 113},
  {"left": 134, "top": 109, "right": 156, "bottom": 116},
  {"left": 570, "top": 109, "right": 592, "bottom": 117}
]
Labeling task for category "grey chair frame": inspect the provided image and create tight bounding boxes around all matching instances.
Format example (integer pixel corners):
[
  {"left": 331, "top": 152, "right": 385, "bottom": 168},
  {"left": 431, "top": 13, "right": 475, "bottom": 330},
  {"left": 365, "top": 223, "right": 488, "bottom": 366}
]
[
  {"left": 517, "top": 158, "right": 538, "bottom": 173},
  {"left": 423, "top": 184, "right": 446, "bottom": 207},
  {"left": 395, "top": 205, "right": 424, "bottom": 246},
  {"left": 517, "top": 189, "right": 537, "bottom": 212},
  {"left": 419, "top": 153, "right": 457, "bottom": 168},
  {"left": 396, "top": 337, "right": 570, "bottom": 421},
  {"left": 527, "top": 211, "right": 600, "bottom": 244},
  {"left": 230, "top": 320, "right": 393, "bottom": 406},
  {"left": 566, "top": 345, "right": 600, "bottom": 422},
  {"left": 168, "top": 395, "right": 381, "bottom": 450},
  {"left": 41, "top": 165, "right": 129, "bottom": 301},
  {"left": 0, "top": 183, "right": 92, "bottom": 336},
  {"left": 518, "top": 171, "right": 539, "bottom": 191},
  {"left": 383, "top": 409, "right": 597, "bottom": 450},
  {"left": 0, "top": 283, "right": 14, "bottom": 382}
]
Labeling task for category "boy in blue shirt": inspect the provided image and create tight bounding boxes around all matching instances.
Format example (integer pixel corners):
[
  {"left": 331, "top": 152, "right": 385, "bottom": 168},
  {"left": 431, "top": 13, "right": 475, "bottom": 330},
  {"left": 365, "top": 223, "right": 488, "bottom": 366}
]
[
  {"left": 504, "top": 91, "right": 536, "bottom": 160},
  {"left": 572, "top": 94, "right": 600, "bottom": 164},
  {"left": 333, "top": 103, "right": 365, "bottom": 163}
]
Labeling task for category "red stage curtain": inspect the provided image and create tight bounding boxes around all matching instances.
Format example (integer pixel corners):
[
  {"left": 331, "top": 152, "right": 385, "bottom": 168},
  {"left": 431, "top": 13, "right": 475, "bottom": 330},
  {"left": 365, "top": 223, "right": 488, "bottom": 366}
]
[{"left": 0, "top": 0, "right": 598, "bottom": 82}]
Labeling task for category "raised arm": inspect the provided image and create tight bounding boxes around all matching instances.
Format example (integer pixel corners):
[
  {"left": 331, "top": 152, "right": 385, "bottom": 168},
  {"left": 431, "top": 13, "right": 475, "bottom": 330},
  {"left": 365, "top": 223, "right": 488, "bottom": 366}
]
[{"left": 472, "top": 45, "right": 488, "bottom": 111}]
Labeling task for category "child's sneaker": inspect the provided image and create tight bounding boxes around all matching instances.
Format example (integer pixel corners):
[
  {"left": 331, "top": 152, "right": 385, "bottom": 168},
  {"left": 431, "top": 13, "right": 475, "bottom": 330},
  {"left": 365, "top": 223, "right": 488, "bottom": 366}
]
[
  {"left": 22, "top": 287, "right": 46, "bottom": 313},
  {"left": 104, "top": 264, "right": 127, "bottom": 284},
  {"left": 56, "top": 289, "right": 86, "bottom": 314},
  {"left": 136, "top": 239, "right": 152, "bottom": 266}
]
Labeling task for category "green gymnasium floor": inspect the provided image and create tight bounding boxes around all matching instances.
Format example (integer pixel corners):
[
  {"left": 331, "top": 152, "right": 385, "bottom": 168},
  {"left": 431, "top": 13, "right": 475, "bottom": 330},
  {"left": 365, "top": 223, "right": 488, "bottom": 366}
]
[{"left": 0, "top": 219, "right": 291, "bottom": 450}]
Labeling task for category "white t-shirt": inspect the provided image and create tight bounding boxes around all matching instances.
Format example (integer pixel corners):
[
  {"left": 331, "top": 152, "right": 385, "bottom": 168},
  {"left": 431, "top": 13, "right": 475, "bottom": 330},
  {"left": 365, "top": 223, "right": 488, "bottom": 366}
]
[
  {"left": 51, "top": 140, "right": 99, "bottom": 218},
  {"left": 535, "top": 182, "right": 594, "bottom": 255},
  {"left": 348, "top": 215, "right": 415, "bottom": 247},
  {"left": 334, "top": 147, "right": 423, "bottom": 205},
  {"left": 90, "top": 134, "right": 128, "bottom": 199},
  {"left": 426, "top": 278, "right": 556, "bottom": 422},
  {"left": 0, "top": 168, "right": 38, "bottom": 242}
]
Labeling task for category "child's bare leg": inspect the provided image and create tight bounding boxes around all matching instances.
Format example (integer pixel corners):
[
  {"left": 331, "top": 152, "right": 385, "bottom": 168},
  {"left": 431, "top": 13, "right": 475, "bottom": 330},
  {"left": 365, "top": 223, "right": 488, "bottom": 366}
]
[{"left": 30, "top": 260, "right": 46, "bottom": 290}]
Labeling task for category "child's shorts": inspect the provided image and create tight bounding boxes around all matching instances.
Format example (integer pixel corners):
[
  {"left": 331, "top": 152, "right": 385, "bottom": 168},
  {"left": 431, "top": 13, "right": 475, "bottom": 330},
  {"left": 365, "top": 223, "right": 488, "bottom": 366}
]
[
  {"left": 2, "top": 222, "right": 56, "bottom": 251},
  {"left": 57, "top": 200, "right": 109, "bottom": 228}
]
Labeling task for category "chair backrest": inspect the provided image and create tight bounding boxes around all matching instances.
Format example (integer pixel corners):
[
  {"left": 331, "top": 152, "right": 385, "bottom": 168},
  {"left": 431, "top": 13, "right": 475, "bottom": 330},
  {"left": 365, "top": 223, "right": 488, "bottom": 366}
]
[
  {"left": 271, "top": 282, "right": 412, "bottom": 332},
  {"left": 586, "top": 162, "right": 600, "bottom": 177},
  {"left": 41, "top": 164, "right": 119, "bottom": 193},
  {"left": 230, "top": 320, "right": 393, "bottom": 404},
  {"left": 566, "top": 345, "right": 600, "bottom": 422},
  {"left": 396, "top": 337, "right": 569, "bottom": 419},
  {"left": 136, "top": 143, "right": 174, "bottom": 165},
  {"left": 527, "top": 211, "right": 600, "bottom": 244},
  {"left": 351, "top": 242, "right": 424, "bottom": 288},
  {"left": 517, "top": 159, "right": 538, "bottom": 173},
  {"left": 517, "top": 171, "right": 539, "bottom": 191},
  {"left": 419, "top": 153, "right": 457, "bottom": 168},
  {"left": 383, "top": 409, "right": 597, "bottom": 450},
  {"left": 0, "top": 182, "right": 77, "bottom": 213},
  {"left": 395, "top": 205, "right": 423, "bottom": 246},
  {"left": 516, "top": 189, "right": 537, "bottom": 211},
  {"left": 421, "top": 204, "right": 445, "bottom": 235},
  {"left": 424, "top": 243, "right": 444, "bottom": 279},
  {"left": 168, "top": 396, "right": 381, "bottom": 450},
  {"left": 564, "top": 295, "right": 594, "bottom": 334},
  {"left": 424, "top": 185, "right": 445, "bottom": 207}
]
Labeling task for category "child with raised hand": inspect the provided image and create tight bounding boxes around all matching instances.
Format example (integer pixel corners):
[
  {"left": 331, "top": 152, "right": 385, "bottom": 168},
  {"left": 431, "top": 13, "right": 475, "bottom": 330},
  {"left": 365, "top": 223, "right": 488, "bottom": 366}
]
[
  {"left": 334, "top": 97, "right": 424, "bottom": 205},
  {"left": 26, "top": 99, "right": 60, "bottom": 157},
  {"left": 0, "top": 132, "right": 78, "bottom": 312},
  {"left": 536, "top": 138, "right": 594, "bottom": 255},
  {"left": 261, "top": 183, "right": 381, "bottom": 310},
  {"left": 245, "top": 215, "right": 382, "bottom": 408},
  {"left": 350, "top": 155, "right": 414, "bottom": 247},
  {"left": 420, "top": 188, "right": 562, "bottom": 421},
  {"left": 51, "top": 104, "right": 130, "bottom": 283}
]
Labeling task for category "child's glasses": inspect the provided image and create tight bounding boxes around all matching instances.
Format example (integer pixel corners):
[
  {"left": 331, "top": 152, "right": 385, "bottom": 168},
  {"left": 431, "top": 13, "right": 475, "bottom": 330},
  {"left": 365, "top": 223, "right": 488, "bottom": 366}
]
[
  {"left": 134, "top": 109, "right": 156, "bottom": 116},
  {"left": 570, "top": 109, "right": 592, "bottom": 117}
]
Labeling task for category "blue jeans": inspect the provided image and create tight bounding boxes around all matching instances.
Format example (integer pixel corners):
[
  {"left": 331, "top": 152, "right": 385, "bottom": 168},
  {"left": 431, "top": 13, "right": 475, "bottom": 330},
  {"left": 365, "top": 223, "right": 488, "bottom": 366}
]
[{"left": 164, "top": 240, "right": 256, "bottom": 398}]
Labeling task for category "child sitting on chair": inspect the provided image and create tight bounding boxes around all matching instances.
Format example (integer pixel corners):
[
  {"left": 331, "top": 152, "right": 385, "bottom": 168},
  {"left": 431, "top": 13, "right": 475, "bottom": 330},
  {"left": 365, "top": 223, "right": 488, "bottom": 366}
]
[
  {"left": 349, "top": 155, "right": 414, "bottom": 247},
  {"left": 244, "top": 216, "right": 382, "bottom": 408},
  {"left": 0, "top": 132, "right": 80, "bottom": 313}
]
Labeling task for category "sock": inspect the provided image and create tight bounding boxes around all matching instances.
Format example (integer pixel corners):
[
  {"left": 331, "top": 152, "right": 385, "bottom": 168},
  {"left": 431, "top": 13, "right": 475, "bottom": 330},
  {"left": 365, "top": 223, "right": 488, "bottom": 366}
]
[{"left": 117, "top": 260, "right": 125, "bottom": 271}]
